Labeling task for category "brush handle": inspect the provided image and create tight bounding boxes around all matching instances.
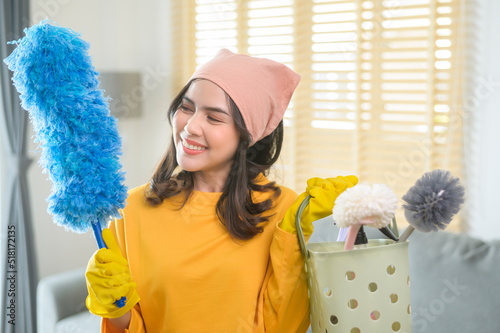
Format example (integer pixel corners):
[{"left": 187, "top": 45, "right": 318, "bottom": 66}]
[
  {"left": 90, "top": 220, "right": 126, "bottom": 308},
  {"left": 398, "top": 225, "right": 415, "bottom": 242},
  {"left": 378, "top": 226, "right": 399, "bottom": 241},
  {"left": 344, "top": 224, "right": 362, "bottom": 250},
  {"left": 91, "top": 220, "right": 107, "bottom": 249}
]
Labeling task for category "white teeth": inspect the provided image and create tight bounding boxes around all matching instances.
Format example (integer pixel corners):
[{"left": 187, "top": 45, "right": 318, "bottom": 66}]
[{"left": 182, "top": 139, "right": 206, "bottom": 151}]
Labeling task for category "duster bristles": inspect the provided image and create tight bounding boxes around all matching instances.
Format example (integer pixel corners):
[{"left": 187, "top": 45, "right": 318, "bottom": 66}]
[
  {"left": 3, "top": 20, "right": 127, "bottom": 233},
  {"left": 333, "top": 183, "right": 398, "bottom": 229},
  {"left": 402, "top": 169, "right": 465, "bottom": 232}
]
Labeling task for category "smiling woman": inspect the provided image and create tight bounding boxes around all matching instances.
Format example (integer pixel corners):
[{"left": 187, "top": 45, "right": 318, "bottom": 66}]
[
  {"left": 146, "top": 49, "right": 295, "bottom": 241},
  {"left": 83, "top": 49, "right": 357, "bottom": 333}
]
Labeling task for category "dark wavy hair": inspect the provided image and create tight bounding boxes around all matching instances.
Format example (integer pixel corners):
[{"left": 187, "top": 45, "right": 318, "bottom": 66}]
[{"left": 146, "top": 79, "right": 284, "bottom": 240}]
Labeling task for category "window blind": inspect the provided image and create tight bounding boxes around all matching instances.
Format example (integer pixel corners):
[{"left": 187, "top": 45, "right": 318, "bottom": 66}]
[{"left": 171, "top": 0, "right": 465, "bottom": 230}]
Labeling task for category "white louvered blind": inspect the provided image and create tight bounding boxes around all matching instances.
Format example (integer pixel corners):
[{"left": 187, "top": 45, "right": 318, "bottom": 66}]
[{"left": 172, "top": 0, "right": 465, "bottom": 230}]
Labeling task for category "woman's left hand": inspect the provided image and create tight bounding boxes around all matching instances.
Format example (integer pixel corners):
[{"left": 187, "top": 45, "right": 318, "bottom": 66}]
[{"left": 279, "top": 176, "right": 358, "bottom": 236}]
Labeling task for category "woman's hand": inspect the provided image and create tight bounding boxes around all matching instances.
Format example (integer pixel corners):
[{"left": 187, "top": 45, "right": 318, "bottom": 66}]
[
  {"left": 109, "top": 311, "right": 132, "bottom": 330},
  {"left": 280, "top": 176, "right": 358, "bottom": 236},
  {"left": 85, "top": 228, "right": 140, "bottom": 319}
]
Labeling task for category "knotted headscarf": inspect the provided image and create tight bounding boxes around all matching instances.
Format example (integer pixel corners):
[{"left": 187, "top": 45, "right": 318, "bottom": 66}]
[{"left": 189, "top": 49, "right": 301, "bottom": 145}]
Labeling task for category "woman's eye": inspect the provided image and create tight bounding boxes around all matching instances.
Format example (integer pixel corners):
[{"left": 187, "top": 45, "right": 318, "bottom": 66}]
[
  {"left": 179, "top": 105, "right": 193, "bottom": 112},
  {"left": 208, "top": 116, "right": 222, "bottom": 123}
]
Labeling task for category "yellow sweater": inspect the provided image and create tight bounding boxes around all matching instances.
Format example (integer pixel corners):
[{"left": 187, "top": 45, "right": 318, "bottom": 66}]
[{"left": 102, "top": 178, "right": 310, "bottom": 333}]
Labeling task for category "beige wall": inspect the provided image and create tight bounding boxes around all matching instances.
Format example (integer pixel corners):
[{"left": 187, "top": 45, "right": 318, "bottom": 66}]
[
  {"left": 28, "top": 0, "right": 173, "bottom": 279},
  {"left": 24, "top": 0, "right": 500, "bottom": 281}
]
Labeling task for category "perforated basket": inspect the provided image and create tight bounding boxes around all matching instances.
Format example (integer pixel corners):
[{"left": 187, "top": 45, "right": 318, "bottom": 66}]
[{"left": 296, "top": 196, "right": 412, "bottom": 333}]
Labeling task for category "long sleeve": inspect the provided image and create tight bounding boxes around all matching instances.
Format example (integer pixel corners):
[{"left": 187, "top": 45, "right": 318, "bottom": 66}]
[
  {"left": 101, "top": 304, "right": 145, "bottom": 333},
  {"left": 254, "top": 223, "right": 310, "bottom": 333}
]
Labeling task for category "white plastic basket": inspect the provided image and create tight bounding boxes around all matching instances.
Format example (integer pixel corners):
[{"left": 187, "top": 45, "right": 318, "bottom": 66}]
[{"left": 296, "top": 196, "right": 412, "bottom": 333}]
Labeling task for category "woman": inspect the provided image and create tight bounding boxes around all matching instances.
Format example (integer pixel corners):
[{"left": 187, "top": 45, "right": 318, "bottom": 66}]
[{"left": 85, "top": 49, "right": 357, "bottom": 332}]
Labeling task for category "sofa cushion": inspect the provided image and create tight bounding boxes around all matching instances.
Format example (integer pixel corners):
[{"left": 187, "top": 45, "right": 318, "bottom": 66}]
[
  {"left": 408, "top": 231, "right": 500, "bottom": 333},
  {"left": 55, "top": 311, "right": 100, "bottom": 333}
]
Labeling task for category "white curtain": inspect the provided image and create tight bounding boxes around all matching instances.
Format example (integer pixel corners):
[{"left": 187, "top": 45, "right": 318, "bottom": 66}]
[{"left": 0, "top": 1, "right": 37, "bottom": 332}]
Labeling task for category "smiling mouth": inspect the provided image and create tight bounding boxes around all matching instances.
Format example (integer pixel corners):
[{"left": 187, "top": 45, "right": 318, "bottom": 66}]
[{"left": 181, "top": 139, "right": 207, "bottom": 151}]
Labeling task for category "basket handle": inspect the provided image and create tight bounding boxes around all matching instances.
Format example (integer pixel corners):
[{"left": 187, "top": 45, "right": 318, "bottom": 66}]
[{"left": 295, "top": 195, "right": 311, "bottom": 259}]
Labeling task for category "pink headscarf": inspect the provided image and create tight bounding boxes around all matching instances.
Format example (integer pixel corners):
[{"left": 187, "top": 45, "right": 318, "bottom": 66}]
[{"left": 189, "top": 49, "right": 301, "bottom": 146}]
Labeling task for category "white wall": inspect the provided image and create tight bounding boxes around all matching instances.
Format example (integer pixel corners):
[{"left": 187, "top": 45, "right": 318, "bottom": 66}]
[
  {"left": 28, "top": 0, "right": 173, "bottom": 279},
  {"left": 468, "top": 0, "right": 500, "bottom": 240}
]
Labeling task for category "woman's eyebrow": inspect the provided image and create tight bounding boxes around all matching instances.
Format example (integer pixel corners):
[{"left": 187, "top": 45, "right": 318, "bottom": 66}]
[
  {"left": 182, "top": 96, "right": 194, "bottom": 105},
  {"left": 182, "top": 96, "right": 230, "bottom": 116}
]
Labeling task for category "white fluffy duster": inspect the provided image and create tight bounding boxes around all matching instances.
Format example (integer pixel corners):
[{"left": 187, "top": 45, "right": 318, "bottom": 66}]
[{"left": 333, "top": 183, "right": 398, "bottom": 229}]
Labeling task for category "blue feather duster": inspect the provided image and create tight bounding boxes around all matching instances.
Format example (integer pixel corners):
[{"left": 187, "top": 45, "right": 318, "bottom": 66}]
[
  {"left": 398, "top": 169, "right": 465, "bottom": 241},
  {"left": 3, "top": 21, "right": 127, "bottom": 239}
]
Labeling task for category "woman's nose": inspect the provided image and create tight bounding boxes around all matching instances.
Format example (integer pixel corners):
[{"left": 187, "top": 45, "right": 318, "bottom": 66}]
[{"left": 184, "top": 111, "right": 203, "bottom": 136}]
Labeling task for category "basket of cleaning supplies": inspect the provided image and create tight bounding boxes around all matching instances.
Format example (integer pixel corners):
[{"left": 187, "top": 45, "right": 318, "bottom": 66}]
[
  {"left": 296, "top": 192, "right": 412, "bottom": 333},
  {"left": 297, "top": 170, "right": 465, "bottom": 333}
]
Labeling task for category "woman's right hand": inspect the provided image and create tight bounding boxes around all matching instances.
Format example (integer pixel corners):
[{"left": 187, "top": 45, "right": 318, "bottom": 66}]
[{"left": 85, "top": 228, "right": 140, "bottom": 319}]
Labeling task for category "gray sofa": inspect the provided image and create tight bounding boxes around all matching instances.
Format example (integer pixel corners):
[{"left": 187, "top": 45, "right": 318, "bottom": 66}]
[
  {"left": 37, "top": 218, "right": 500, "bottom": 333},
  {"left": 37, "top": 268, "right": 101, "bottom": 333}
]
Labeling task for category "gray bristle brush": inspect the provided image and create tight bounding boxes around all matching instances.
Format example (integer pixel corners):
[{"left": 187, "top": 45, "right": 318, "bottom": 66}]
[{"left": 398, "top": 169, "right": 465, "bottom": 242}]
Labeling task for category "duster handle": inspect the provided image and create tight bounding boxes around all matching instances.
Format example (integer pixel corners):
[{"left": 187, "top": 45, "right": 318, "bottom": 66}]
[
  {"left": 90, "top": 220, "right": 126, "bottom": 308},
  {"left": 91, "top": 220, "right": 107, "bottom": 249}
]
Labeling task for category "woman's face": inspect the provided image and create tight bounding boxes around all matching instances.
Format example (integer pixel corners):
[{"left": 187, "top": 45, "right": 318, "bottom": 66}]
[{"left": 173, "top": 79, "right": 240, "bottom": 179}]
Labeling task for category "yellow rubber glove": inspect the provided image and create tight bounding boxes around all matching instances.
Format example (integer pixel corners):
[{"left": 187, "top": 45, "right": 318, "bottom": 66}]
[
  {"left": 280, "top": 175, "right": 358, "bottom": 236},
  {"left": 85, "top": 228, "right": 140, "bottom": 318}
]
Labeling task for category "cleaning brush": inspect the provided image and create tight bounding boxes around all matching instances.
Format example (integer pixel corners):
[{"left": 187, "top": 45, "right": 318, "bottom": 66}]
[
  {"left": 4, "top": 20, "right": 127, "bottom": 249},
  {"left": 398, "top": 169, "right": 465, "bottom": 242},
  {"left": 333, "top": 183, "right": 398, "bottom": 250},
  {"left": 4, "top": 20, "right": 128, "bottom": 307}
]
